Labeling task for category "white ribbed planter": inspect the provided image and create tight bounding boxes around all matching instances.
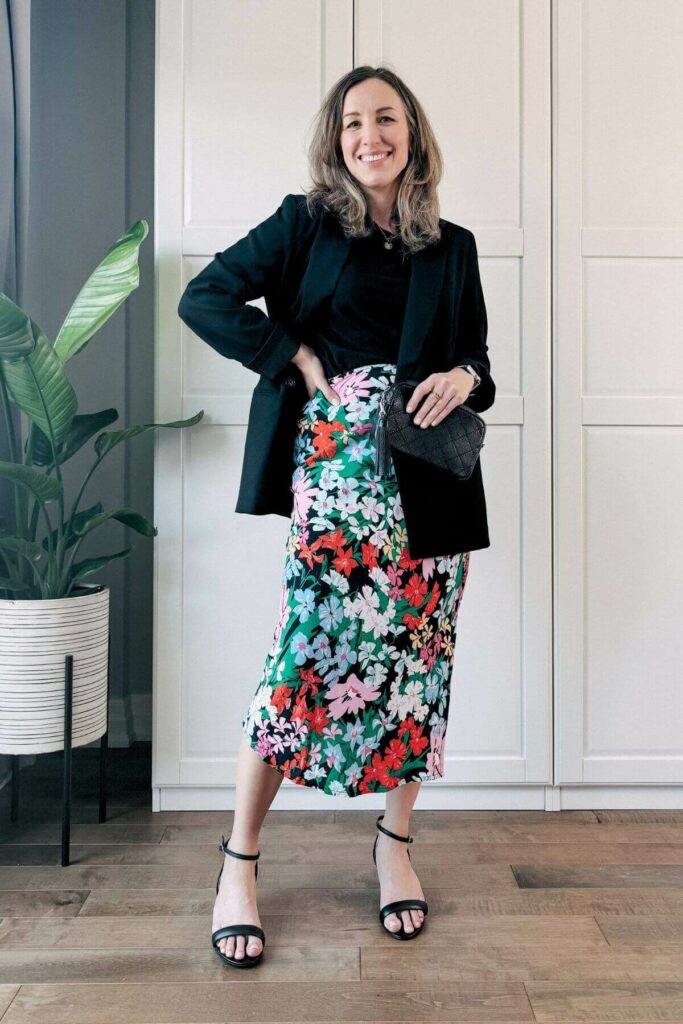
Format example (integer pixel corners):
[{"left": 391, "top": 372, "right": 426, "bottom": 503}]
[{"left": 0, "top": 585, "right": 110, "bottom": 755}]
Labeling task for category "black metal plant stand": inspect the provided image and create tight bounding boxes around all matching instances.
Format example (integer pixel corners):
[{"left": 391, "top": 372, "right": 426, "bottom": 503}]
[{"left": 9, "top": 635, "right": 111, "bottom": 867}]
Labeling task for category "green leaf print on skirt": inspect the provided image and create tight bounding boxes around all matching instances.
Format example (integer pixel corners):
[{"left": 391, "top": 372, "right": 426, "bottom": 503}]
[{"left": 242, "top": 362, "right": 471, "bottom": 797}]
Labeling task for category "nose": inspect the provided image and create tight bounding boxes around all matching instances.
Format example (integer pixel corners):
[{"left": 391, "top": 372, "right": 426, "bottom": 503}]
[{"left": 360, "top": 120, "right": 384, "bottom": 147}]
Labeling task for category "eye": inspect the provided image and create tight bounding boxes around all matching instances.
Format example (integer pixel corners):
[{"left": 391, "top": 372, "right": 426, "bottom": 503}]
[{"left": 344, "top": 116, "right": 394, "bottom": 129}]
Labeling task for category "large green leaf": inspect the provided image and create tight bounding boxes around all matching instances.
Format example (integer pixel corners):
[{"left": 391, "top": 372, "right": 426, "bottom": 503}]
[
  {"left": 0, "top": 293, "right": 37, "bottom": 360},
  {"left": 0, "top": 537, "right": 45, "bottom": 563},
  {"left": 54, "top": 220, "right": 149, "bottom": 363},
  {"left": 0, "top": 578, "right": 31, "bottom": 594},
  {"left": 69, "top": 547, "right": 131, "bottom": 584},
  {"left": 94, "top": 410, "right": 204, "bottom": 459},
  {"left": 0, "top": 460, "right": 62, "bottom": 502},
  {"left": 42, "top": 502, "right": 104, "bottom": 552},
  {"left": 75, "top": 507, "right": 157, "bottom": 539},
  {"left": 2, "top": 319, "right": 77, "bottom": 446},
  {"left": 31, "top": 409, "right": 119, "bottom": 467}
]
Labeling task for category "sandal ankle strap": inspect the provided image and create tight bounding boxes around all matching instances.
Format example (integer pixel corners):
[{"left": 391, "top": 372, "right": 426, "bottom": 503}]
[
  {"left": 218, "top": 834, "right": 261, "bottom": 860},
  {"left": 375, "top": 813, "right": 413, "bottom": 844}
]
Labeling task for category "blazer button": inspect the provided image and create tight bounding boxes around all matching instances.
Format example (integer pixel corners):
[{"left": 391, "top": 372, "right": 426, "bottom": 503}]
[{"left": 284, "top": 375, "right": 296, "bottom": 387}]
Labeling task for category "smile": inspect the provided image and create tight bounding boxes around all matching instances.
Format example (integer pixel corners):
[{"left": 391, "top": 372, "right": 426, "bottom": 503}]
[{"left": 358, "top": 151, "right": 392, "bottom": 163}]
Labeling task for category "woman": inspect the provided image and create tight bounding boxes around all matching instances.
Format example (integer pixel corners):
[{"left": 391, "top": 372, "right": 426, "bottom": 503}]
[{"left": 177, "top": 66, "right": 494, "bottom": 969}]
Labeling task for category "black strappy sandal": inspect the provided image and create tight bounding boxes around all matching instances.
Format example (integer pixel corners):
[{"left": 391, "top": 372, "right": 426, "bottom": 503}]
[
  {"left": 372, "top": 813, "right": 429, "bottom": 940},
  {"left": 211, "top": 834, "right": 266, "bottom": 968}
]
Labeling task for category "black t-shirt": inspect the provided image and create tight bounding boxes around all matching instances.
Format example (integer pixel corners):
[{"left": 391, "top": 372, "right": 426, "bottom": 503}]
[{"left": 312, "top": 221, "right": 412, "bottom": 378}]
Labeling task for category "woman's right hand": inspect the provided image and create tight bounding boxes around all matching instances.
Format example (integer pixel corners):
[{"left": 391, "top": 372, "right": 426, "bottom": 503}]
[{"left": 291, "top": 343, "right": 341, "bottom": 403}]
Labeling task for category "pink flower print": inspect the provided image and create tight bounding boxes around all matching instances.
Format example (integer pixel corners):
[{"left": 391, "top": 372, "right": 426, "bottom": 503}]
[
  {"left": 332, "top": 367, "right": 374, "bottom": 405},
  {"left": 420, "top": 556, "right": 436, "bottom": 580},
  {"left": 325, "top": 672, "right": 382, "bottom": 720},
  {"left": 292, "top": 468, "right": 319, "bottom": 526},
  {"left": 426, "top": 723, "right": 446, "bottom": 778}
]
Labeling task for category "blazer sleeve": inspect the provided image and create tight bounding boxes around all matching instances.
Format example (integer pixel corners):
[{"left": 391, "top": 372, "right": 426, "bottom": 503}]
[
  {"left": 177, "top": 193, "right": 302, "bottom": 383},
  {"left": 455, "top": 232, "right": 495, "bottom": 413}
]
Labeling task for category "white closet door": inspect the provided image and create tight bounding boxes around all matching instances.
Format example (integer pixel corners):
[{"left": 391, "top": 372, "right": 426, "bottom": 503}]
[
  {"left": 555, "top": 0, "right": 683, "bottom": 790},
  {"left": 355, "top": 0, "right": 553, "bottom": 793},
  {"left": 154, "top": 0, "right": 352, "bottom": 809}
]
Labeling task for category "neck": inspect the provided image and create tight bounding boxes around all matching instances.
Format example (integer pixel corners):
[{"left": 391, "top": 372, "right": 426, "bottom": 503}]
[{"left": 364, "top": 185, "right": 398, "bottom": 231}]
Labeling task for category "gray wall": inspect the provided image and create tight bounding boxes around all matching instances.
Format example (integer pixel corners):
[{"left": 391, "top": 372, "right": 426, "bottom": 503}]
[{"left": 24, "top": 0, "right": 155, "bottom": 745}]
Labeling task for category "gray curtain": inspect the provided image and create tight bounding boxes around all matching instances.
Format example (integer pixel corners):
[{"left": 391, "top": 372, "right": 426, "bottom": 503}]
[{"left": 1, "top": 0, "right": 31, "bottom": 528}]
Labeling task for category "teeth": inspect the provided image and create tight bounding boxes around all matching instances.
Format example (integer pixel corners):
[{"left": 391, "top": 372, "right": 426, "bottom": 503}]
[{"left": 360, "top": 152, "right": 390, "bottom": 162}]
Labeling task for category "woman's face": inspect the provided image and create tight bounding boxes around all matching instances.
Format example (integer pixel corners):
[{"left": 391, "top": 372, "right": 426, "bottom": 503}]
[{"left": 339, "top": 79, "right": 411, "bottom": 199}]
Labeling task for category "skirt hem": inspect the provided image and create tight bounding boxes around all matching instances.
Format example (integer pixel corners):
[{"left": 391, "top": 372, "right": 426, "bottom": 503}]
[{"left": 242, "top": 723, "right": 444, "bottom": 799}]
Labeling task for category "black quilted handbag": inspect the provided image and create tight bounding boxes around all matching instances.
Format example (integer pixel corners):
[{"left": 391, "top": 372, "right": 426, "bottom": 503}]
[{"left": 372, "top": 379, "right": 486, "bottom": 480}]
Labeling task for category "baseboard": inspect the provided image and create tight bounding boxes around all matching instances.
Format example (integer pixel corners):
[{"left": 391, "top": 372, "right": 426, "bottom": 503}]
[{"left": 151, "top": 783, "right": 683, "bottom": 812}]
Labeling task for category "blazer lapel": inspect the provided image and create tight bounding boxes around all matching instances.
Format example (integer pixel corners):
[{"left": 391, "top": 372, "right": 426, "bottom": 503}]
[{"left": 298, "top": 206, "right": 448, "bottom": 379}]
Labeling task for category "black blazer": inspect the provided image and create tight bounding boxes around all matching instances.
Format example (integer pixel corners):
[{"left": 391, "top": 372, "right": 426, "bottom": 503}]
[{"left": 177, "top": 193, "right": 495, "bottom": 558}]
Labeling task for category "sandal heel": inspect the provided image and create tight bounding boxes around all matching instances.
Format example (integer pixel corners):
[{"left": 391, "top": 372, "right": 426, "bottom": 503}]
[
  {"left": 372, "top": 814, "right": 428, "bottom": 940},
  {"left": 211, "top": 834, "right": 265, "bottom": 968}
]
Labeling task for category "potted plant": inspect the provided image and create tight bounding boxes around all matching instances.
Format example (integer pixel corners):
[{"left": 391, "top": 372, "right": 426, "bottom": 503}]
[{"left": 0, "top": 220, "right": 202, "bottom": 764}]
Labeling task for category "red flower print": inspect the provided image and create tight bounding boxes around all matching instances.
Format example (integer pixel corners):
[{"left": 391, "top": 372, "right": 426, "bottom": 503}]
[
  {"left": 333, "top": 545, "right": 359, "bottom": 577},
  {"left": 307, "top": 420, "right": 347, "bottom": 463},
  {"left": 320, "top": 527, "right": 347, "bottom": 552},
  {"left": 384, "top": 737, "right": 408, "bottom": 769},
  {"left": 298, "top": 534, "right": 326, "bottom": 569},
  {"left": 404, "top": 573, "right": 429, "bottom": 607},
  {"left": 293, "top": 746, "right": 310, "bottom": 771},
  {"left": 361, "top": 541, "right": 379, "bottom": 568},
  {"left": 399, "top": 547, "right": 421, "bottom": 571},
  {"left": 291, "top": 696, "right": 309, "bottom": 721},
  {"left": 271, "top": 684, "right": 294, "bottom": 715},
  {"left": 425, "top": 582, "right": 441, "bottom": 616},
  {"left": 402, "top": 610, "right": 422, "bottom": 628},
  {"left": 306, "top": 705, "right": 330, "bottom": 734},
  {"left": 399, "top": 716, "right": 429, "bottom": 756},
  {"left": 299, "top": 668, "right": 322, "bottom": 698},
  {"left": 361, "top": 751, "right": 398, "bottom": 788}
]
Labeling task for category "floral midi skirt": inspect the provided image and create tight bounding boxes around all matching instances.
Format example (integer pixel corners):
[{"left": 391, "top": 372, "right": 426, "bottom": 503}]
[{"left": 242, "top": 362, "right": 471, "bottom": 797}]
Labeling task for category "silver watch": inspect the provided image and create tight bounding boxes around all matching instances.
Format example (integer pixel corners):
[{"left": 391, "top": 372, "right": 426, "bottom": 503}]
[{"left": 457, "top": 363, "right": 481, "bottom": 391}]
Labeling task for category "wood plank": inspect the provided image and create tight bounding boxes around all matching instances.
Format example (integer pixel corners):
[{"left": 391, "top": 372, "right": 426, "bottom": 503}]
[
  {"left": 0, "top": 981, "right": 534, "bottom": 1022},
  {"left": 7, "top": 840, "right": 683, "bottom": 868},
  {"left": 0, "top": 945, "right": 358, "bottom": 984},
  {"left": 0, "top": 825, "right": 164, "bottom": 846},
  {"left": 0, "top": 862, "right": 518, "bottom": 892},
  {"left": 525, "top": 980, "right": 683, "bottom": 1022},
  {"left": 595, "top": 811, "right": 683, "bottom": 823},
  {"left": 596, "top": 915, "right": 683, "bottom": 947},
  {"left": 0, "top": 985, "right": 20, "bottom": 1019},
  {"left": 0, "top": 891, "right": 88, "bottom": 917},
  {"left": 160, "top": 822, "right": 683, "bottom": 846},
  {"left": 513, "top": 865, "right": 683, "bottom": 888},
  {"left": 333, "top": 810, "right": 599, "bottom": 825},
  {"left": 76, "top": 885, "right": 683, "bottom": 919},
  {"left": 0, "top": 913, "right": 606, "bottom": 950},
  {"left": 361, "top": 945, "right": 683, "bottom": 983}
]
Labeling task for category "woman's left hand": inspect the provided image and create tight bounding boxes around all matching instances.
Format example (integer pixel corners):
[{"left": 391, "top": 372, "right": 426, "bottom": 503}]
[{"left": 405, "top": 368, "right": 475, "bottom": 428}]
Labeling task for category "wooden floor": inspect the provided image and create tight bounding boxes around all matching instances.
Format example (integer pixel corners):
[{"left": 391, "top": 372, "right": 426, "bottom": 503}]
[{"left": 0, "top": 744, "right": 682, "bottom": 1022}]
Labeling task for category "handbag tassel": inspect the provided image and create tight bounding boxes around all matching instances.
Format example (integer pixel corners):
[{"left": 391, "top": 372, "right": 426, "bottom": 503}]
[{"left": 373, "top": 408, "right": 391, "bottom": 477}]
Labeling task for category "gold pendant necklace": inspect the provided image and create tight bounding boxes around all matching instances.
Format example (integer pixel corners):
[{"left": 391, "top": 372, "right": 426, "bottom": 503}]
[{"left": 375, "top": 222, "right": 396, "bottom": 250}]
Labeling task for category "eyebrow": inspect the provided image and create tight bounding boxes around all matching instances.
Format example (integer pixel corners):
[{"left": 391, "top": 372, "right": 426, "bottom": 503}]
[{"left": 343, "top": 106, "right": 397, "bottom": 118}]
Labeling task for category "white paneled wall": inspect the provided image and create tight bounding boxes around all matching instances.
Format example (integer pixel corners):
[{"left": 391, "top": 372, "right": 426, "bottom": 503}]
[
  {"left": 554, "top": 0, "right": 683, "bottom": 798},
  {"left": 153, "top": 0, "right": 682, "bottom": 811}
]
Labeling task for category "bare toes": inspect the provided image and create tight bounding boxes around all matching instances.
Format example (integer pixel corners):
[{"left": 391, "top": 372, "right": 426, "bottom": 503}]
[
  {"left": 401, "top": 910, "right": 414, "bottom": 932},
  {"left": 384, "top": 912, "right": 401, "bottom": 932}
]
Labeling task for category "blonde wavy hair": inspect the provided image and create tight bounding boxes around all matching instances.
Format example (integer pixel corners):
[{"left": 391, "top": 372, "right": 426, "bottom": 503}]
[{"left": 304, "top": 66, "right": 444, "bottom": 254}]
